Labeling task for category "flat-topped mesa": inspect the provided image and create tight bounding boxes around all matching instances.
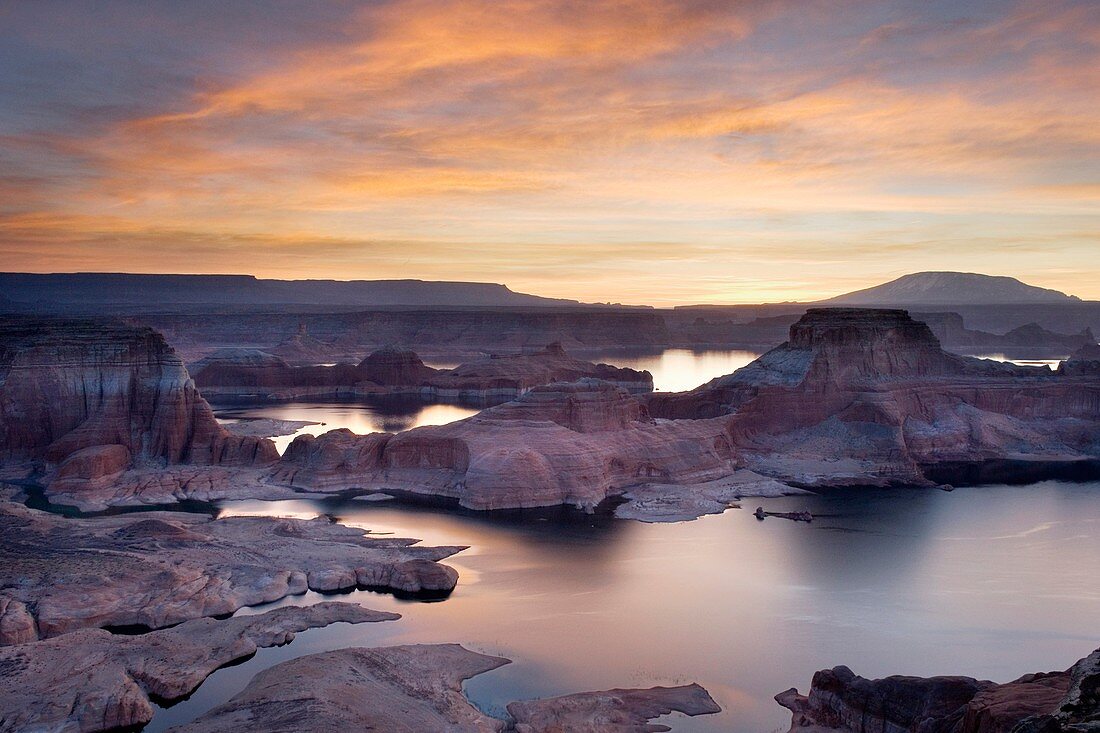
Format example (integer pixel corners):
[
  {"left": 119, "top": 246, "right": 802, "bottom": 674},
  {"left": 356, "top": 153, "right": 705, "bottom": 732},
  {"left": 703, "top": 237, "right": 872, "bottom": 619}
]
[
  {"left": 0, "top": 318, "right": 277, "bottom": 475},
  {"left": 788, "top": 308, "right": 969, "bottom": 384},
  {"left": 648, "top": 308, "right": 1032, "bottom": 419}
]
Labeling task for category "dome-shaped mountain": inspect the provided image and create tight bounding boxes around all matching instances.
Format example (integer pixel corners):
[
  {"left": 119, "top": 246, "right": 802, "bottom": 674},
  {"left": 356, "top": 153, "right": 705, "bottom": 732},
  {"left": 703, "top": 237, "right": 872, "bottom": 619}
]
[{"left": 821, "top": 272, "right": 1079, "bottom": 306}]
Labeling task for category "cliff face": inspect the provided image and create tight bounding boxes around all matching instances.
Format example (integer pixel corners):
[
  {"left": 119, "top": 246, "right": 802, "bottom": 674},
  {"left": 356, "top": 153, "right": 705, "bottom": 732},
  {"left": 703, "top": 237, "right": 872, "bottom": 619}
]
[
  {"left": 776, "top": 648, "right": 1099, "bottom": 733},
  {"left": 0, "top": 318, "right": 277, "bottom": 472}
]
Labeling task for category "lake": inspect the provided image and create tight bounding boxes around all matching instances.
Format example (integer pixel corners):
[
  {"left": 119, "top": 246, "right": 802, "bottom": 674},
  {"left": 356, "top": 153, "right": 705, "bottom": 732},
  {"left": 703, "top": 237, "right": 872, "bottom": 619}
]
[{"left": 145, "top": 481, "right": 1100, "bottom": 732}]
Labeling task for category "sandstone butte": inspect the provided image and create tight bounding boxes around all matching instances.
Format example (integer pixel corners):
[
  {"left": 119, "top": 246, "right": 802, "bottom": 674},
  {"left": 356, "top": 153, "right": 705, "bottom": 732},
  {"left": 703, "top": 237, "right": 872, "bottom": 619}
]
[
  {"left": 1, "top": 309, "right": 1098, "bottom": 516},
  {"left": 189, "top": 340, "right": 653, "bottom": 402},
  {"left": 776, "top": 647, "right": 1099, "bottom": 733}
]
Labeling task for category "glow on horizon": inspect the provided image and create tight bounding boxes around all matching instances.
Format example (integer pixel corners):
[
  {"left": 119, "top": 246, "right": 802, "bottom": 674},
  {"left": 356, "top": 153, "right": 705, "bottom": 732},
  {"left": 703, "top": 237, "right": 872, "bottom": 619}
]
[{"left": 0, "top": 0, "right": 1097, "bottom": 305}]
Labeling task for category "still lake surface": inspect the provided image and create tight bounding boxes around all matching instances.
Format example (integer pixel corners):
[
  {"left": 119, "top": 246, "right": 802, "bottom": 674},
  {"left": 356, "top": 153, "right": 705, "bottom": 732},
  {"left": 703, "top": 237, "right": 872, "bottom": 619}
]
[{"left": 146, "top": 482, "right": 1100, "bottom": 732}]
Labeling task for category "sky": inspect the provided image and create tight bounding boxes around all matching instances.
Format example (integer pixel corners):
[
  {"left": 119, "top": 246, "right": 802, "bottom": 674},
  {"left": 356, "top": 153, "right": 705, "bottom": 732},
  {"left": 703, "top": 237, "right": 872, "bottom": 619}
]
[{"left": 0, "top": 0, "right": 1097, "bottom": 305}]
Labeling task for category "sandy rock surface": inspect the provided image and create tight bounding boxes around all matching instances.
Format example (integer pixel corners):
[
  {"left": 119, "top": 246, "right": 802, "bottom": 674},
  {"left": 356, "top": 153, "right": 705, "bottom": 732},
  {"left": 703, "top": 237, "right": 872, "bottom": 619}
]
[
  {"left": 0, "top": 602, "right": 395, "bottom": 733},
  {"left": 0, "top": 499, "right": 462, "bottom": 643}
]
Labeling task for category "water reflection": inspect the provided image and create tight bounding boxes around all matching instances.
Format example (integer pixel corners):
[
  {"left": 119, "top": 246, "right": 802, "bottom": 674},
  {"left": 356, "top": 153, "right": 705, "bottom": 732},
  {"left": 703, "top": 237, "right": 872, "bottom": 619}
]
[
  {"left": 212, "top": 399, "right": 481, "bottom": 453},
  {"left": 971, "top": 353, "right": 1065, "bottom": 369},
  {"left": 577, "top": 348, "right": 762, "bottom": 392},
  {"left": 147, "top": 482, "right": 1100, "bottom": 733}
]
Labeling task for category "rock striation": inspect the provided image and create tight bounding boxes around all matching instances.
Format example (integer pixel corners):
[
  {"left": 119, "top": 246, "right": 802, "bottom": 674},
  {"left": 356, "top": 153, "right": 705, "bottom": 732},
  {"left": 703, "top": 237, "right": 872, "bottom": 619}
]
[
  {"left": 0, "top": 602, "right": 396, "bottom": 733},
  {"left": 273, "top": 378, "right": 738, "bottom": 510},
  {"left": 776, "top": 647, "right": 1099, "bottom": 733},
  {"left": 0, "top": 498, "right": 461, "bottom": 643},
  {"left": 0, "top": 317, "right": 278, "bottom": 475},
  {"left": 170, "top": 644, "right": 720, "bottom": 733},
  {"left": 192, "top": 341, "right": 652, "bottom": 403}
]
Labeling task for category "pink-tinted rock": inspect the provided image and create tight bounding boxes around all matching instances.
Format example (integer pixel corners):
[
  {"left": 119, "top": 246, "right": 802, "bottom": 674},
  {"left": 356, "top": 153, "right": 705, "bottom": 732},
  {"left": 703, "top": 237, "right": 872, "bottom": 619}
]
[
  {"left": 0, "top": 318, "right": 278, "bottom": 469},
  {"left": 775, "top": 649, "right": 1099, "bottom": 733}
]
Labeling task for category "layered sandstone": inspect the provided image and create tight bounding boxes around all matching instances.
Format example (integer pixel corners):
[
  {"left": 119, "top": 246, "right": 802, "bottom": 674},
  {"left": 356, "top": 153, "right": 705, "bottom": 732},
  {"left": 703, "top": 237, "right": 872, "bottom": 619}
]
[
  {"left": 0, "top": 318, "right": 278, "bottom": 472},
  {"left": 273, "top": 379, "right": 739, "bottom": 510},
  {"left": 0, "top": 498, "right": 461, "bottom": 643},
  {"left": 0, "top": 602, "right": 396, "bottom": 733},
  {"left": 776, "top": 647, "right": 1099, "bottom": 733}
]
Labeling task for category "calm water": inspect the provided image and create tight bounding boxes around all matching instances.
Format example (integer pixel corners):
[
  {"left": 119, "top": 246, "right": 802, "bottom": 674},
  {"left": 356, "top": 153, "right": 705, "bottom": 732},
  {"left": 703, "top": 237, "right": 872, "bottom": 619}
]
[
  {"left": 146, "top": 482, "right": 1100, "bottom": 732},
  {"left": 577, "top": 348, "right": 762, "bottom": 392},
  {"left": 213, "top": 399, "right": 481, "bottom": 453}
]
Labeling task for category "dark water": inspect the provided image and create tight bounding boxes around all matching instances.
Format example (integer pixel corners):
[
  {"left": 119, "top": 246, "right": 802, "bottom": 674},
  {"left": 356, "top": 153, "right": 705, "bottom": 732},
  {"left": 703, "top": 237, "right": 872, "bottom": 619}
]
[{"left": 145, "top": 481, "right": 1100, "bottom": 732}]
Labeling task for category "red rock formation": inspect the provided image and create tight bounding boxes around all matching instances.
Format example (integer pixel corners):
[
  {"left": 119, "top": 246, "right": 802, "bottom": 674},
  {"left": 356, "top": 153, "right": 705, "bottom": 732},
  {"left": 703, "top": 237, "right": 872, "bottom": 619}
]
[
  {"left": 776, "top": 648, "right": 1099, "bottom": 733},
  {"left": 0, "top": 318, "right": 278, "bottom": 471}
]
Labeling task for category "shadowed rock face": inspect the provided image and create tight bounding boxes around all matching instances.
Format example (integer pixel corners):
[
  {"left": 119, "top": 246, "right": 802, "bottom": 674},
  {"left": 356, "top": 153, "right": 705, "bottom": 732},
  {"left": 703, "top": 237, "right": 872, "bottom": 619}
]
[
  {"left": 170, "top": 644, "right": 720, "bottom": 733},
  {"left": 776, "top": 648, "right": 1099, "bottom": 733},
  {"left": 0, "top": 499, "right": 462, "bottom": 644},
  {"left": 0, "top": 603, "right": 397, "bottom": 733},
  {"left": 0, "top": 318, "right": 278, "bottom": 468}
]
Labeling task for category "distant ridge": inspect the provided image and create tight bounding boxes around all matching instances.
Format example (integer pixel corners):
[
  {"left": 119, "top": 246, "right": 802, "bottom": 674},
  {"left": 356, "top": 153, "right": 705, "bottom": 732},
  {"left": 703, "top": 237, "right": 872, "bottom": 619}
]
[
  {"left": 821, "top": 272, "right": 1080, "bottom": 306},
  {"left": 0, "top": 273, "right": 584, "bottom": 309}
]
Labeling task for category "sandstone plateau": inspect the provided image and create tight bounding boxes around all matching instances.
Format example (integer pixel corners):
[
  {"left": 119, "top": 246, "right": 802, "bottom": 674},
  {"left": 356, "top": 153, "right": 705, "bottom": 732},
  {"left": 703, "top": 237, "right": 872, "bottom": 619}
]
[
  {"left": 776, "top": 647, "right": 1099, "bottom": 733},
  {"left": 191, "top": 341, "right": 652, "bottom": 403},
  {"left": 169, "top": 643, "right": 719, "bottom": 733}
]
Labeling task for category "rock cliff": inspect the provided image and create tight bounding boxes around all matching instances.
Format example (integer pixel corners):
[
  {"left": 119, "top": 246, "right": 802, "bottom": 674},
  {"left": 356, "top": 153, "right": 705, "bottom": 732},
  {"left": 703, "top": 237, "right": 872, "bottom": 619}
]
[
  {"left": 776, "top": 647, "right": 1099, "bottom": 733},
  {"left": 0, "top": 318, "right": 277, "bottom": 473}
]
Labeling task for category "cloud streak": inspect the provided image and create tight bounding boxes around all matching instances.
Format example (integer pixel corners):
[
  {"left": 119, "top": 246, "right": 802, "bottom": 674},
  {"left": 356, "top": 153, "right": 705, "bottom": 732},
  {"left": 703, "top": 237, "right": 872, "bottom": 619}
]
[{"left": 0, "top": 0, "right": 1097, "bottom": 302}]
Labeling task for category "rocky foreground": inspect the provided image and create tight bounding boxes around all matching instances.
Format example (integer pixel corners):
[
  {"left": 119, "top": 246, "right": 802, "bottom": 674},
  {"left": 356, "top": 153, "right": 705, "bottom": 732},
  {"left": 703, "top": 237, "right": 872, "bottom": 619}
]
[
  {"left": 169, "top": 643, "right": 719, "bottom": 733},
  {"left": 190, "top": 341, "right": 653, "bottom": 402},
  {"left": 0, "top": 497, "right": 461, "bottom": 644},
  {"left": 0, "top": 602, "right": 397, "bottom": 732},
  {"left": 777, "top": 647, "right": 1099, "bottom": 733}
]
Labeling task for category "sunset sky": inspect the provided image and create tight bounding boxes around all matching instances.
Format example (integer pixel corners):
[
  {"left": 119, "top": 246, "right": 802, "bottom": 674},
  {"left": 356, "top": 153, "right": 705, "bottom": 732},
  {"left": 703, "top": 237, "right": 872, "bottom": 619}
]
[{"left": 1, "top": 0, "right": 1097, "bottom": 304}]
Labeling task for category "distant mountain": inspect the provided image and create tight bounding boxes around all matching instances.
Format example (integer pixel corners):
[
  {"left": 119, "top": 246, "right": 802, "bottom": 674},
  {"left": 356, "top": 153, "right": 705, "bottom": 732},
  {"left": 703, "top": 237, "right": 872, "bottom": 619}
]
[
  {"left": 821, "top": 272, "right": 1080, "bottom": 306},
  {"left": 0, "top": 273, "right": 583, "bottom": 309}
]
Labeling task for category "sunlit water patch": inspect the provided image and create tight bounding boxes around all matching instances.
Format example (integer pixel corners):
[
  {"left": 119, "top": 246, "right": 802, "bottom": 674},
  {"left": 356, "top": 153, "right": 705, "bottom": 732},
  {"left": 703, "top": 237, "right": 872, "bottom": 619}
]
[{"left": 212, "top": 399, "right": 480, "bottom": 453}]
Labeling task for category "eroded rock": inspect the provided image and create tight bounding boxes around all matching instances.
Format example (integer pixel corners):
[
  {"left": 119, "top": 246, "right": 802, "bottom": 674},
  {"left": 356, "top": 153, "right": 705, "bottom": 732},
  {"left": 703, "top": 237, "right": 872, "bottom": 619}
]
[
  {"left": 0, "top": 602, "right": 396, "bottom": 733},
  {"left": 775, "top": 649, "right": 1100, "bottom": 733},
  {"left": 0, "top": 499, "right": 462, "bottom": 643},
  {"left": 507, "top": 683, "right": 721, "bottom": 732}
]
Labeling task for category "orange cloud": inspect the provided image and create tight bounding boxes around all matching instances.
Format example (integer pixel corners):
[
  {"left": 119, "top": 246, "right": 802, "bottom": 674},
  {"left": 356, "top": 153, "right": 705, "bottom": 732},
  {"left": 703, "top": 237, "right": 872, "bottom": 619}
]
[{"left": 1, "top": 0, "right": 1097, "bottom": 303}]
